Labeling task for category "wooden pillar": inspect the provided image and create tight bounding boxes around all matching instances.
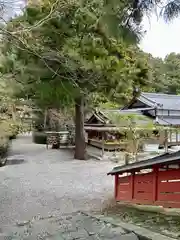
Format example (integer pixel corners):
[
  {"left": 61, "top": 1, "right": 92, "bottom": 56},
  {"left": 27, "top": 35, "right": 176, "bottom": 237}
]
[
  {"left": 46, "top": 133, "right": 49, "bottom": 149},
  {"left": 176, "top": 129, "right": 178, "bottom": 143},
  {"left": 114, "top": 174, "right": 118, "bottom": 199},
  {"left": 125, "top": 153, "right": 129, "bottom": 165},
  {"left": 102, "top": 132, "right": 105, "bottom": 159},
  {"left": 164, "top": 129, "right": 168, "bottom": 153},
  {"left": 170, "top": 128, "right": 172, "bottom": 143},
  {"left": 152, "top": 167, "right": 158, "bottom": 202},
  {"left": 130, "top": 172, "right": 135, "bottom": 200}
]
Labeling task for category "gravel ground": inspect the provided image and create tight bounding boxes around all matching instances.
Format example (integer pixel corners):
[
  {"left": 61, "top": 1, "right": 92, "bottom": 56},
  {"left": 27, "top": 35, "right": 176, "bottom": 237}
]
[
  {"left": 1, "top": 211, "right": 139, "bottom": 239},
  {"left": 0, "top": 135, "right": 117, "bottom": 232}
]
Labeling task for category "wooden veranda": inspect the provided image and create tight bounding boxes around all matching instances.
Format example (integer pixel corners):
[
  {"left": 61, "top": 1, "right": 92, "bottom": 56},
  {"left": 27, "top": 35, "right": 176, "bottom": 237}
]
[{"left": 84, "top": 125, "right": 180, "bottom": 158}]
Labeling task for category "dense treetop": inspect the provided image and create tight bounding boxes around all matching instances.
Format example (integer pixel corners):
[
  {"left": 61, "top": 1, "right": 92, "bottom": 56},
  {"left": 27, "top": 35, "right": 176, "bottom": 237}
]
[{"left": 0, "top": 0, "right": 180, "bottom": 159}]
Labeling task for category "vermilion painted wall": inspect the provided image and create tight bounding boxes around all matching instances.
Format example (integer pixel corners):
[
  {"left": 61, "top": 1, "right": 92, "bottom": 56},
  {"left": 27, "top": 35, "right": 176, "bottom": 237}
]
[{"left": 115, "top": 168, "right": 180, "bottom": 208}]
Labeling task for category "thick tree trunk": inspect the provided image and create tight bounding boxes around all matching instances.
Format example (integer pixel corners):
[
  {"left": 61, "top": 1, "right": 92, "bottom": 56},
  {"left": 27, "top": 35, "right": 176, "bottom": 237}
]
[{"left": 74, "top": 96, "right": 87, "bottom": 160}]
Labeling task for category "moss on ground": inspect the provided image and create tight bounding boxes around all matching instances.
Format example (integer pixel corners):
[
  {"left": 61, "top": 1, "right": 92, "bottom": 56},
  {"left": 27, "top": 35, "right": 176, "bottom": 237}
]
[{"left": 100, "top": 201, "right": 180, "bottom": 239}]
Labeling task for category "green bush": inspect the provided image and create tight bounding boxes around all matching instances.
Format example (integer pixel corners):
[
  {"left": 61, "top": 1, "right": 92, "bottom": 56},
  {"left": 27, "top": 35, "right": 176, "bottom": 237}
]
[
  {"left": 32, "top": 131, "right": 47, "bottom": 144},
  {"left": 0, "top": 120, "right": 20, "bottom": 140},
  {"left": 0, "top": 120, "right": 14, "bottom": 166},
  {"left": 0, "top": 137, "right": 10, "bottom": 166},
  {"left": 8, "top": 125, "right": 19, "bottom": 140},
  {"left": 9, "top": 124, "right": 19, "bottom": 138}
]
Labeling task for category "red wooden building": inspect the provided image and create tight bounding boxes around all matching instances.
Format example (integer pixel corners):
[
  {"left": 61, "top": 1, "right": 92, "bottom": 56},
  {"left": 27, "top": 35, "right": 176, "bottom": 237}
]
[{"left": 108, "top": 151, "right": 180, "bottom": 208}]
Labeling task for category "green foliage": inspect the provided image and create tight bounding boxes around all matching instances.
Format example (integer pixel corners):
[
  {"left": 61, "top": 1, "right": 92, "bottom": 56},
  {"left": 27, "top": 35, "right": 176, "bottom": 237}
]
[
  {"left": 1, "top": 0, "right": 154, "bottom": 110},
  {"left": 0, "top": 122, "right": 12, "bottom": 165},
  {"left": 146, "top": 52, "right": 180, "bottom": 95},
  {"left": 1, "top": 1, "right": 180, "bottom": 107},
  {"left": 160, "top": 0, "right": 180, "bottom": 22},
  {"left": 1, "top": 0, "right": 180, "bottom": 161},
  {"left": 123, "top": 0, "right": 180, "bottom": 23},
  {"left": 1, "top": 1, "right": 180, "bottom": 109},
  {"left": 0, "top": 136, "right": 9, "bottom": 165},
  {"left": 104, "top": 112, "right": 155, "bottom": 160},
  {"left": 0, "top": 119, "right": 19, "bottom": 138},
  {"left": 105, "top": 112, "right": 154, "bottom": 129}
]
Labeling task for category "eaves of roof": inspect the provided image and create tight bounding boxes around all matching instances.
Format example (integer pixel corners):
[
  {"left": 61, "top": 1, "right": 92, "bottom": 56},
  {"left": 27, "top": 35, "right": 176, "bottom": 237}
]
[
  {"left": 157, "top": 117, "right": 180, "bottom": 126},
  {"left": 108, "top": 151, "right": 180, "bottom": 175},
  {"left": 137, "top": 94, "right": 159, "bottom": 108},
  {"left": 94, "top": 112, "right": 106, "bottom": 123}
]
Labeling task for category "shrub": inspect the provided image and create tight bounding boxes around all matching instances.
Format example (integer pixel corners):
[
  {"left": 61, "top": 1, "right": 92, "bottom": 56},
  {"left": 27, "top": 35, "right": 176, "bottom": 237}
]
[
  {"left": 32, "top": 131, "right": 47, "bottom": 144},
  {"left": 8, "top": 123, "right": 19, "bottom": 139},
  {"left": 8, "top": 124, "right": 19, "bottom": 140},
  {"left": 0, "top": 120, "right": 20, "bottom": 140},
  {"left": 0, "top": 120, "right": 16, "bottom": 166},
  {"left": 0, "top": 136, "right": 10, "bottom": 166}
]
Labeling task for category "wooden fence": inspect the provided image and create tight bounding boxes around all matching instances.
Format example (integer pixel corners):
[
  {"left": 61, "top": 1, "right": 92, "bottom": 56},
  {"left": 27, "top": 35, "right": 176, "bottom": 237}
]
[{"left": 115, "top": 168, "right": 180, "bottom": 208}]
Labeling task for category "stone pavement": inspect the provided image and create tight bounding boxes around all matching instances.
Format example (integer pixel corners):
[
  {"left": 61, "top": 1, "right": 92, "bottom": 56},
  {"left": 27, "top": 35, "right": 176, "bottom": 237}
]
[{"left": 0, "top": 211, "right": 138, "bottom": 240}]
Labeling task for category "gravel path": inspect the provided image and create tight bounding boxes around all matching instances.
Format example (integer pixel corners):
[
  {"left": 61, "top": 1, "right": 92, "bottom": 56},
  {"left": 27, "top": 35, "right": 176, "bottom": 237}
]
[
  {"left": 0, "top": 136, "right": 114, "bottom": 221},
  {"left": 0, "top": 135, "right": 141, "bottom": 239}
]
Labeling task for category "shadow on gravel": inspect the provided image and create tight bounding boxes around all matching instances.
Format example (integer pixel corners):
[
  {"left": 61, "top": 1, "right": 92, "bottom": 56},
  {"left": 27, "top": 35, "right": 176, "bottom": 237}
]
[{"left": 6, "top": 158, "right": 25, "bottom": 165}]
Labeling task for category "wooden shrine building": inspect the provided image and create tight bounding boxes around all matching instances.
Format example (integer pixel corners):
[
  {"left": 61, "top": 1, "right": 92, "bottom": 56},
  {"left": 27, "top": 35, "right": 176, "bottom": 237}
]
[
  {"left": 122, "top": 91, "right": 180, "bottom": 126},
  {"left": 85, "top": 92, "right": 180, "bottom": 150},
  {"left": 108, "top": 151, "right": 180, "bottom": 208},
  {"left": 84, "top": 109, "right": 156, "bottom": 151}
]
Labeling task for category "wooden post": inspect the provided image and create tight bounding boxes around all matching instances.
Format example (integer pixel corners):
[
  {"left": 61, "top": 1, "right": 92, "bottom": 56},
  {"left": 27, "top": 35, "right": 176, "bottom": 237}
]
[
  {"left": 170, "top": 128, "right": 172, "bottom": 143},
  {"left": 164, "top": 129, "right": 168, "bottom": 153},
  {"left": 46, "top": 133, "right": 49, "bottom": 149},
  {"left": 130, "top": 172, "right": 135, "bottom": 200},
  {"left": 152, "top": 167, "right": 158, "bottom": 202},
  {"left": 114, "top": 174, "right": 118, "bottom": 199},
  {"left": 125, "top": 153, "right": 129, "bottom": 165},
  {"left": 176, "top": 129, "right": 178, "bottom": 143},
  {"left": 102, "top": 132, "right": 105, "bottom": 159}
]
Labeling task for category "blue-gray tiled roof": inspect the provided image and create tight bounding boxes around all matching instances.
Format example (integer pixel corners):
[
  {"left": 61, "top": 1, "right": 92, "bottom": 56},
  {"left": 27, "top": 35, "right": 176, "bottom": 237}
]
[
  {"left": 140, "top": 92, "right": 180, "bottom": 110},
  {"left": 157, "top": 117, "right": 180, "bottom": 126}
]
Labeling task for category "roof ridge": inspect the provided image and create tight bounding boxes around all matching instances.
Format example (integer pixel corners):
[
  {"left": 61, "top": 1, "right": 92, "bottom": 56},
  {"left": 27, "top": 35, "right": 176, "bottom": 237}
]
[
  {"left": 140, "top": 93, "right": 157, "bottom": 105},
  {"left": 142, "top": 92, "right": 180, "bottom": 97}
]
